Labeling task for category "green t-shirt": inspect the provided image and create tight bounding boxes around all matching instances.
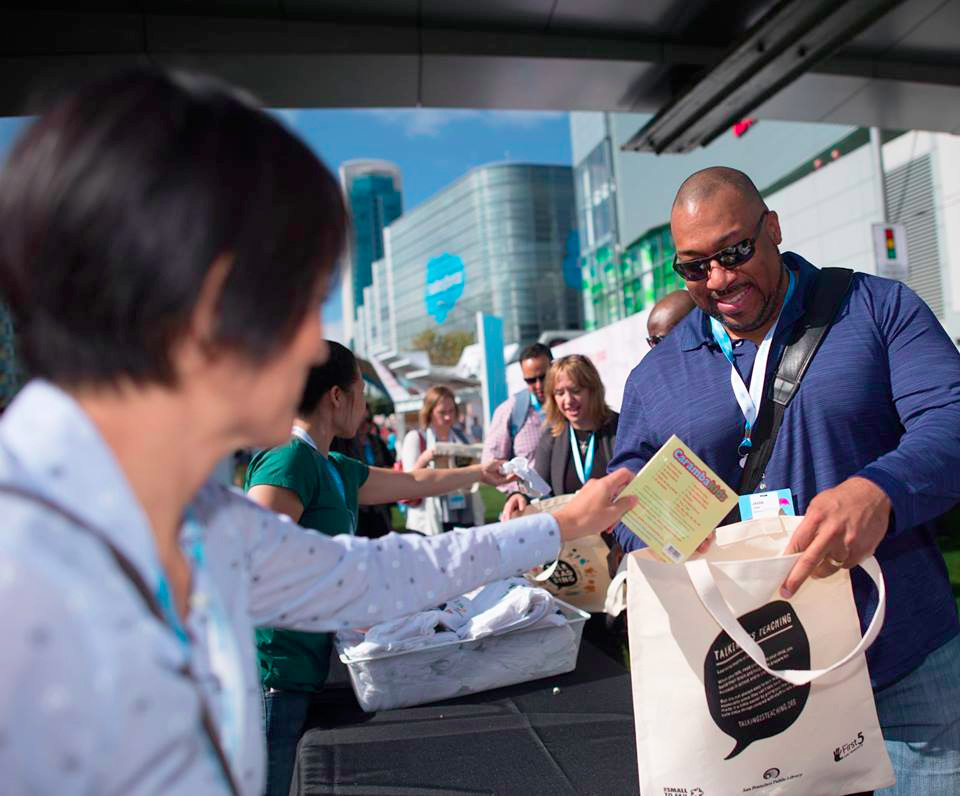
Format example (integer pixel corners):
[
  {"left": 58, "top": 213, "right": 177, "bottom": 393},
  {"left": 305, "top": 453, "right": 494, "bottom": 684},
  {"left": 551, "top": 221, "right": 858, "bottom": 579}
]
[{"left": 244, "top": 438, "right": 369, "bottom": 692}]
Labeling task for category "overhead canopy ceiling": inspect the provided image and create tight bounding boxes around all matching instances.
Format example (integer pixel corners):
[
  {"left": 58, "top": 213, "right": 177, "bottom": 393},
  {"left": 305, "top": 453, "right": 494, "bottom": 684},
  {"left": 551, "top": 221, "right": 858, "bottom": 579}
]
[{"left": 2, "top": 0, "right": 959, "bottom": 151}]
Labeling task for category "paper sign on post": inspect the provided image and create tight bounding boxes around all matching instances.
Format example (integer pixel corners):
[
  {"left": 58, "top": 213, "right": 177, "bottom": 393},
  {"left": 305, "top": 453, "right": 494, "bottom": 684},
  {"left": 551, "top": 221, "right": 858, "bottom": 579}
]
[{"left": 620, "top": 435, "right": 738, "bottom": 563}]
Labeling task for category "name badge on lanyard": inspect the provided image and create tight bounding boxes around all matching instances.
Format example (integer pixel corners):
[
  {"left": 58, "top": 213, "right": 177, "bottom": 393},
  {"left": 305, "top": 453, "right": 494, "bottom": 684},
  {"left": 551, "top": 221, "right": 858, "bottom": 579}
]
[
  {"left": 569, "top": 424, "right": 595, "bottom": 485},
  {"left": 710, "top": 269, "right": 796, "bottom": 468},
  {"left": 292, "top": 425, "right": 355, "bottom": 532}
]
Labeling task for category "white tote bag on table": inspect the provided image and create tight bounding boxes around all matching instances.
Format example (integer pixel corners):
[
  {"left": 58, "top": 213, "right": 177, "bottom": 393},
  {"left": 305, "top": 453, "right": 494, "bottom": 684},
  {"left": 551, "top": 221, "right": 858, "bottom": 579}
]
[
  {"left": 523, "top": 494, "right": 614, "bottom": 614},
  {"left": 622, "top": 515, "right": 894, "bottom": 795}
]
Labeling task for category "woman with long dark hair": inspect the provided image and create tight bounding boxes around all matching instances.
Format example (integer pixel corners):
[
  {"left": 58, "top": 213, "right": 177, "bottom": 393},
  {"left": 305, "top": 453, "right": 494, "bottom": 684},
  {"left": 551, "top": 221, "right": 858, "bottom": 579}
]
[
  {"left": 245, "top": 343, "right": 508, "bottom": 796},
  {"left": 0, "top": 70, "right": 634, "bottom": 795}
]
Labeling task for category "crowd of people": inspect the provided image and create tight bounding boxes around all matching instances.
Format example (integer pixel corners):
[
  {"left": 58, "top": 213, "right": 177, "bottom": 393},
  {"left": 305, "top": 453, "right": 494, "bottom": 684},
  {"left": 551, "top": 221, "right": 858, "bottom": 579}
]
[{"left": 0, "top": 67, "right": 958, "bottom": 796}]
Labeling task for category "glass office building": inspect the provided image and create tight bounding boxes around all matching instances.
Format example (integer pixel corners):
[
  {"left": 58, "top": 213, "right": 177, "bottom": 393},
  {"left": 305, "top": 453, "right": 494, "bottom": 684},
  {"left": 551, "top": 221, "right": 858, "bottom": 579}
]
[
  {"left": 571, "top": 112, "right": 960, "bottom": 341},
  {"left": 340, "top": 160, "right": 403, "bottom": 344},
  {"left": 371, "top": 163, "right": 582, "bottom": 353},
  {"left": 570, "top": 113, "right": 862, "bottom": 330}
]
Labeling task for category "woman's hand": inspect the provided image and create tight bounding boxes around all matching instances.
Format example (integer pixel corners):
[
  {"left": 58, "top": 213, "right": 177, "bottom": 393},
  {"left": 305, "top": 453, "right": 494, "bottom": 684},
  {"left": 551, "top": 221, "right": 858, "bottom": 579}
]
[
  {"left": 500, "top": 492, "right": 529, "bottom": 521},
  {"left": 413, "top": 447, "right": 435, "bottom": 469},
  {"left": 553, "top": 469, "right": 637, "bottom": 542},
  {"left": 475, "top": 459, "right": 515, "bottom": 488}
]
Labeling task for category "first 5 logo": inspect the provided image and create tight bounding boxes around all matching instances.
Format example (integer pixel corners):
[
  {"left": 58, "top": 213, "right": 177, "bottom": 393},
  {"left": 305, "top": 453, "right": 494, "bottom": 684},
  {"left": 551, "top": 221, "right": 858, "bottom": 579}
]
[{"left": 834, "top": 731, "right": 865, "bottom": 762}]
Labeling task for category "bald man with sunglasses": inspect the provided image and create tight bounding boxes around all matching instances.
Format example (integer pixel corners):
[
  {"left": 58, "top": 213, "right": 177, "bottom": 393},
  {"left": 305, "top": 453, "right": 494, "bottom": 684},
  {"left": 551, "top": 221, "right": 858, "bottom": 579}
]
[{"left": 610, "top": 166, "right": 960, "bottom": 795}]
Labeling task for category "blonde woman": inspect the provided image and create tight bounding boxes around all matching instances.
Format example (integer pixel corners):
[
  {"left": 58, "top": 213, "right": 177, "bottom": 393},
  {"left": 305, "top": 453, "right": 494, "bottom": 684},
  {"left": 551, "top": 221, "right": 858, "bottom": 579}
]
[
  {"left": 402, "top": 386, "right": 484, "bottom": 533},
  {"left": 501, "top": 355, "right": 619, "bottom": 519}
]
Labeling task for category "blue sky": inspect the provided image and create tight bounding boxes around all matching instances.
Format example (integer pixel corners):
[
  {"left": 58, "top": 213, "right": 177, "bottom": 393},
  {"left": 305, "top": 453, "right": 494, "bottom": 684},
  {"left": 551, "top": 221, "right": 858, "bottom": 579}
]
[{"left": 0, "top": 108, "right": 572, "bottom": 341}]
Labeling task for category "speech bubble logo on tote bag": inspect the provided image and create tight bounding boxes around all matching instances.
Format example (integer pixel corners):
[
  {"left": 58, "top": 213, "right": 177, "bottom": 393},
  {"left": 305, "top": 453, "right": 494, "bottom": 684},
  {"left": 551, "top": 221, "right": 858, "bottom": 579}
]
[
  {"left": 703, "top": 600, "right": 811, "bottom": 759},
  {"left": 425, "top": 253, "right": 466, "bottom": 323}
]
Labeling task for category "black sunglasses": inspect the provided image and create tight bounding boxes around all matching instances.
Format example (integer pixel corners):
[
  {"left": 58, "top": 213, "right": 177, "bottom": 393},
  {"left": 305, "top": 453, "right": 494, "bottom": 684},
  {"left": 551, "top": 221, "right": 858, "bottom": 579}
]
[
  {"left": 673, "top": 211, "right": 769, "bottom": 282},
  {"left": 523, "top": 374, "right": 547, "bottom": 385},
  {"left": 646, "top": 335, "right": 664, "bottom": 348}
]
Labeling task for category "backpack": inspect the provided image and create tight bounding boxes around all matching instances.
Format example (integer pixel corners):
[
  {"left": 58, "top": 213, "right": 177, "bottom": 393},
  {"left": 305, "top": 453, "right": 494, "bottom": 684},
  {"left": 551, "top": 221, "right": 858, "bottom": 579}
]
[{"left": 507, "top": 390, "right": 531, "bottom": 452}]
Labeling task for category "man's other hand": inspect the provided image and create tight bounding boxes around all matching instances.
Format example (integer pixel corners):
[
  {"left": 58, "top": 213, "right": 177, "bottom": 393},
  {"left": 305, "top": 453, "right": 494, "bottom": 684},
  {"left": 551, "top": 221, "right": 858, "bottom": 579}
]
[{"left": 781, "top": 476, "right": 891, "bottom": 597}]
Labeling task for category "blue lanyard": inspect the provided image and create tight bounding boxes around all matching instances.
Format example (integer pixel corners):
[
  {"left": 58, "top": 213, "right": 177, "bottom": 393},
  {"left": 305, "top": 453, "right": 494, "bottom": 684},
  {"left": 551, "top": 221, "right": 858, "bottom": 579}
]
[
  {"left": 320, "top": 455, "right": 347, "bottom": 502},
  {"left": 530, "top": 393, "right": 545, "bottom": 420},
  {"left": 154, "top": 509, "right": 246, "bottom": 774},
  {"left": 710, "top": 269, "right": 796, "bottom": 462},
  {"left": 569, "top": 424, "right": 595, "bottom": 484},
  {"left": 290, "top": 424, "right": 340, "bottom": 503},
  {"left": 154, "top": 575, "right": 190, "bottom": 646},
  {"left": 291, "top": 425, "right": 354, "bottom": 532}
]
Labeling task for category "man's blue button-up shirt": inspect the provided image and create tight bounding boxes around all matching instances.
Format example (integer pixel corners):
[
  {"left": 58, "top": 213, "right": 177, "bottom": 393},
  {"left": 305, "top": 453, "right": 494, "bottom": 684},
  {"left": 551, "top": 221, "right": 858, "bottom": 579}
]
[{"left": 610, "top": 252, "right": 960, "bottom": 688}]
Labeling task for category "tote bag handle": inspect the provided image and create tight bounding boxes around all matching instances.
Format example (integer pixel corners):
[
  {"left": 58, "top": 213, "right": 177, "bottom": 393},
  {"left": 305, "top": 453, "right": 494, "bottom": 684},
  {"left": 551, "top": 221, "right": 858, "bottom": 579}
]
[{"left": 686, "top": 556, "right": 886, "bottom": 686}]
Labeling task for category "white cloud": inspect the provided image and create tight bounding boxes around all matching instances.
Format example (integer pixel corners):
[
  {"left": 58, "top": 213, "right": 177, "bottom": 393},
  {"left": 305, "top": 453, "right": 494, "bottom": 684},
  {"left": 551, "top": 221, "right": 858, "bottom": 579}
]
[{"left": 362, "top": 108, "right": 565, "bottom": 138}]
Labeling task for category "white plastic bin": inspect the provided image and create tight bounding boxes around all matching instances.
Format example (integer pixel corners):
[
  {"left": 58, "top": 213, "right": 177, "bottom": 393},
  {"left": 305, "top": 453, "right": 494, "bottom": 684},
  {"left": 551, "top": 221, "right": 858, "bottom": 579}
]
[{"left": 335, "top": 600, "right": 590, "bottom": 712}]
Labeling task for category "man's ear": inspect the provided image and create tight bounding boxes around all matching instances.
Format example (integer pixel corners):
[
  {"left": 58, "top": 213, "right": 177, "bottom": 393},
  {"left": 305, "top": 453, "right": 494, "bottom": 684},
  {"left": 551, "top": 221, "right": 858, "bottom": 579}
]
[{"left": 766, "top": 211, "right": 783, "bottom": 247}]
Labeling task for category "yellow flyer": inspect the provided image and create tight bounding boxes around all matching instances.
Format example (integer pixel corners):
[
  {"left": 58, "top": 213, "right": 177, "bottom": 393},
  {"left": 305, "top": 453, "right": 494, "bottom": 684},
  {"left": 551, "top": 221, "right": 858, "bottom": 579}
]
[{"left": 620, "top": 435, "right": 737, "bottom": 563}]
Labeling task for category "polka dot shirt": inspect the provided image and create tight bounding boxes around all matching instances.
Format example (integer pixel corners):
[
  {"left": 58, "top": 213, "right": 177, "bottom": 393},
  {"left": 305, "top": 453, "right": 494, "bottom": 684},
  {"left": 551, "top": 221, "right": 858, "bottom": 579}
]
[{"left": 0, "top": 381, "right": 561, "bottom": 795}]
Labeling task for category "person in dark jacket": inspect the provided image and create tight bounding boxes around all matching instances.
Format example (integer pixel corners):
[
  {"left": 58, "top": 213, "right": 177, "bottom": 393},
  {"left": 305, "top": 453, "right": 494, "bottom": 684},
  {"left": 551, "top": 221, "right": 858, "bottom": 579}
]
[
  {"left": 500, "top": 354, "right": 625, "bottom": 660},
  {"left": 501, "top": 354, "right": 618, "bottom": 516},
  {"left": 332, "top": 403, "right": 397, "bottom": 538}
]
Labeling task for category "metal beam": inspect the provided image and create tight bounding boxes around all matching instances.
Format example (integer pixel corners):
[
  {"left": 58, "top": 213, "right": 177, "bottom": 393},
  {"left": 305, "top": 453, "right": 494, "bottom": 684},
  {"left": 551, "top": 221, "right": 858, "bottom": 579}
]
[
  {"left": 623, "top": 0, "right": 907, "bottom": 154},
  {"left": 0, "top": 10, "right": 724, "bottom": 115},
  {"left": 816, "top": 49, "right": 960, "bottom": 88},
  {"left": 0, "top": 11, "right": 725, "bottom": 63}
]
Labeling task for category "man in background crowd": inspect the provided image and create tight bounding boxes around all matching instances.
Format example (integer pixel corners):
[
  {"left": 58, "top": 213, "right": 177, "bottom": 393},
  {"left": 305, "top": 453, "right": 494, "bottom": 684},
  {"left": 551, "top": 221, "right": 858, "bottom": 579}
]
[
  {"left": 646, "top": 289, "right": 695, "bottom": 348},
  {"left": 481, "top": 342, "right": 552, "bottom": 492},
  {"left": 332, "top": 403, "right": 396, "bottom": 537}
]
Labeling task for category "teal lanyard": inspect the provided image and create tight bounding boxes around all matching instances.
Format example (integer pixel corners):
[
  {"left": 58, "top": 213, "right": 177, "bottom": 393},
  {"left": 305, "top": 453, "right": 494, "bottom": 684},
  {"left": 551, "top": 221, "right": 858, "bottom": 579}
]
[
  {"left": 154, "top": 509, "right": 245, "bottom": 774},
  {"left": 320, "top": 455, "right": 346, "bottom": 502},
  {"left": 154, "top": 575, "right": 190, "bottom": 646},
  {"left": 569, "top": 424, "right": 595, "bottom": 484},
  {"left": 153, "top": 513, "right": 205, "bottom": 648},
  {"left": 531, "top": 393, "right": 545, "bottom": 421},
  {"left": 291, "top": 425, "right": 355, "bottom": 533},
  {"left": 709, "top": 269, "right": 796, "bottom": 460}
]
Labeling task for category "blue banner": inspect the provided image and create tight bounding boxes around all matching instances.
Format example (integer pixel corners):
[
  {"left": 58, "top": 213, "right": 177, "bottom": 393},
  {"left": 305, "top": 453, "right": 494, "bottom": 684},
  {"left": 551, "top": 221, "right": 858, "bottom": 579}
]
[
  {"left": 425, "top": 253, "right": 466, "bottom": 323},
  {"left": 477, "top": 312, "right": 507, "bottom": 428}
]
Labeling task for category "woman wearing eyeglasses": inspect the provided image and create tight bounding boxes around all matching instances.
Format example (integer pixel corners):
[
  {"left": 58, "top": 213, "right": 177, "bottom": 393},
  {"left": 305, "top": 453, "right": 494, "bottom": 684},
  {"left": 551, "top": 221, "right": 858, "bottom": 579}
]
[{"left": 500, "top": 355, "right": 619, "bottom": 520}]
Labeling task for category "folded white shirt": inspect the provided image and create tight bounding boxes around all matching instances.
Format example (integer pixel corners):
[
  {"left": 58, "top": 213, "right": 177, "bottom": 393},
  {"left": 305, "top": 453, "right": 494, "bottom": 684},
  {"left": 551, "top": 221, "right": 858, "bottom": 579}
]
[
  {"left": 341, "top": 578, "right": 565, "bottom": 658},
  {"left": 456, "top": 579, "right": 565, "bottom": 639}
]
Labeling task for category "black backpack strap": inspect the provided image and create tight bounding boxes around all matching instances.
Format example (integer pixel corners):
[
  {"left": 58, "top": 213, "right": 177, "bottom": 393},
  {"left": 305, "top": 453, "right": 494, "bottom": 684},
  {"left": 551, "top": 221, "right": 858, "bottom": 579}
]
[
  {"left": 0, "top": 483, "right": 242, "bottom": 796},
  {"left": 739, "top": 267, "right": 855, "bottom": 496}
]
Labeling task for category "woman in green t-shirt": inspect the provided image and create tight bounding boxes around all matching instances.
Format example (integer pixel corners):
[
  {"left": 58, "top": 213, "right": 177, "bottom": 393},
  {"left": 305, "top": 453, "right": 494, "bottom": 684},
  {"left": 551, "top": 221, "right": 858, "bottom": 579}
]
[{"left": 245, "top": 341, "right": 508, "bottom": 796}]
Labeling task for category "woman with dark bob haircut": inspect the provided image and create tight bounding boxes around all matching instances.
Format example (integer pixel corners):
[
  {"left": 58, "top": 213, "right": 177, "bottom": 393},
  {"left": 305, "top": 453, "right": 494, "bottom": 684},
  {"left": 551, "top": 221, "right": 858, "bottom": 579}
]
[{"left": 0, "top": 70, "right": 635, "bottom": 795}]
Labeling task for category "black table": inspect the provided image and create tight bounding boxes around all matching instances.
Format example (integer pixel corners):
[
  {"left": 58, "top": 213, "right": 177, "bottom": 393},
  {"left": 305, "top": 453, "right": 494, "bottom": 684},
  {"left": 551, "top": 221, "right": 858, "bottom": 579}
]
[{"left": 291, "top": 640, "right": 639, "bottom": 795}]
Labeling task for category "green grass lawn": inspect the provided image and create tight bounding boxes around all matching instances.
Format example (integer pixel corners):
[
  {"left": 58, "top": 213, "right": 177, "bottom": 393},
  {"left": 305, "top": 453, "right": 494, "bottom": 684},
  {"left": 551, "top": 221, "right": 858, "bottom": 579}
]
[{"left": 390, "top": 484, "right": 508, "bottom": 531}]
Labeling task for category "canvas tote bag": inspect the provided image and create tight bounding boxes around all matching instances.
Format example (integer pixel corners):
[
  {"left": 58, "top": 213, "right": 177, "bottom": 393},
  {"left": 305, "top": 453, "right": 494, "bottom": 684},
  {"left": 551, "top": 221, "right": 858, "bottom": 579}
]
[
  {"left": 523, "top": 494, "right": 613, "bottom": 613},
  {"left": 623, "top": 515, "right": 894, "bottom": 795}
]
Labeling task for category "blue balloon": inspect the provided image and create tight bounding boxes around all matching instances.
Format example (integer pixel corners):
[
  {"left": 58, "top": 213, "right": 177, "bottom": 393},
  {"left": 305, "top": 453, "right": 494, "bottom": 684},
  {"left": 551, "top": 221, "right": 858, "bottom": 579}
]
[{"left": 425, "top": 253, "right": 466, "bottom": 323}]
